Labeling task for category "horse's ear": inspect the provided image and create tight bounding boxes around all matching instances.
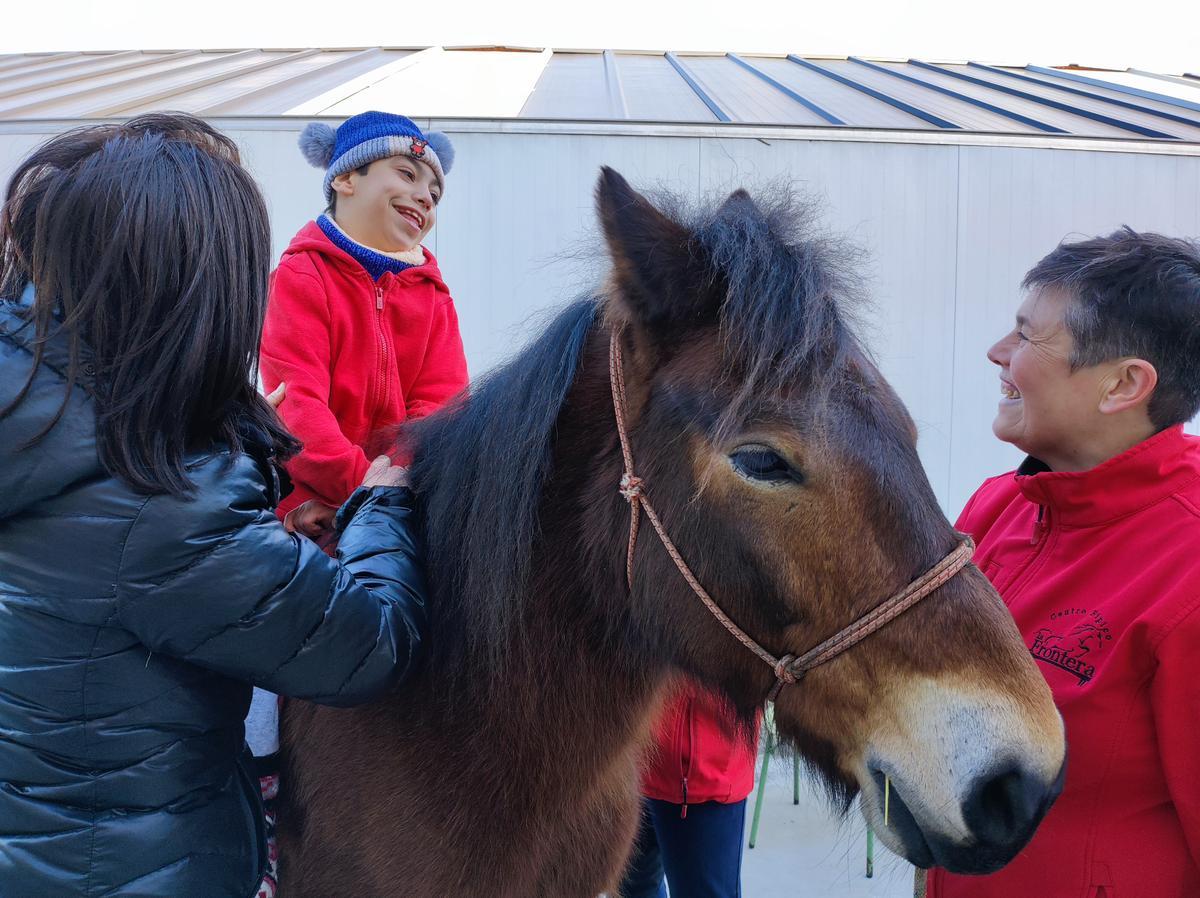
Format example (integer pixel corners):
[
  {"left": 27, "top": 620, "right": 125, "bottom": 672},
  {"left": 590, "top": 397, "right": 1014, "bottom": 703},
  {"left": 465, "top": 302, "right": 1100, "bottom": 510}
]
[
  {"left": 595, "top": 167, "right": 711, "bottom": 332},
  {"left": 716, "top": 187, "right": 758, "bottom": 218}
]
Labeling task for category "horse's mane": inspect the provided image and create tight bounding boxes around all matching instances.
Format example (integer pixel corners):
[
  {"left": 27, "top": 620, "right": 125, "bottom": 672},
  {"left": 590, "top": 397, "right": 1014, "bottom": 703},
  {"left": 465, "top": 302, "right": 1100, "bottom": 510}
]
[
  {"left": 406, "top": 299, "right": 600, "bottom": 681},
  {"left": 405, "top": 186, "right": 865, "bottom": 690}
]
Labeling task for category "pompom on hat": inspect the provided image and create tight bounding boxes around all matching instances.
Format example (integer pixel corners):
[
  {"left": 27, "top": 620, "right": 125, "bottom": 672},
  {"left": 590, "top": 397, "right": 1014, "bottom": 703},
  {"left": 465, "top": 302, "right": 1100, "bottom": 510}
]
[{"left": 298, "top": 111, "right": 455, "bottom": 203}]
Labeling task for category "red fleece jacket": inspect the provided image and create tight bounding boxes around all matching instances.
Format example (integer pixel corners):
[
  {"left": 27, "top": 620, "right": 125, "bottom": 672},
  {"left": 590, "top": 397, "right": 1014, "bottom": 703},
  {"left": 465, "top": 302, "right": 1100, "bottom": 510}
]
[
  {"left": 641, "top": 685, "right": 759, "bottom": 810},
  {"left": 928, "top": 426, "right": 1200, "bottom": 898},
  {"left": 261, "top": 222, "right": 468, "bottom": 516}
]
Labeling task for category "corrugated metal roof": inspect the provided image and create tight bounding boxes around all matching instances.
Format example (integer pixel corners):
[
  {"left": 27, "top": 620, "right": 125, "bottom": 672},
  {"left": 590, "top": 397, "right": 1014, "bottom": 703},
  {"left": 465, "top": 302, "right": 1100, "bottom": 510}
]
[{"left": 1, "top": 47, "right": 1198, "bottom": 139}]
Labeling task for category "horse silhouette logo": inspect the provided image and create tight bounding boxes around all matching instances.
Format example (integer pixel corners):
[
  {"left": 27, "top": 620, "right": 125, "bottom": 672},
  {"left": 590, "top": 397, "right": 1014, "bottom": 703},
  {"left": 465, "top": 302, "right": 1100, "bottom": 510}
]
[{"left": 1030, "top": 621, "right": 1108, "bottom": 685}]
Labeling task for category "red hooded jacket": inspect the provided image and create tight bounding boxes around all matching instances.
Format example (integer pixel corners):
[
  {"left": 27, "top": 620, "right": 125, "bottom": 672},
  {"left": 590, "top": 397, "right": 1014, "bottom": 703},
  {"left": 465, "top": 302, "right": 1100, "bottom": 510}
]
[
  {"left": 640, "top": 685, "right": 759, "bottom": 811},
  {"left": 261, "top": 222, "right": 468, "bottom": 516},
  {"left": 929, "top": 426, "right": 1200, "bottom": 898}
]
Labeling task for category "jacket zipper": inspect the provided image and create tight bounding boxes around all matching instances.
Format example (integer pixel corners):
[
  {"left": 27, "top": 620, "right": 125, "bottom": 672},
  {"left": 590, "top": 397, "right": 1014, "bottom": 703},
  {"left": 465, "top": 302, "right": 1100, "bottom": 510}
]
[
  {"left": 1030, "top": 504, "right": 1046, "bottom": 544},
  {"left": 1000, "top": 502, "right": 1052, "bottom": 604},
  {"left": 679, "top": 698, "right": 695, "bottom": 819},
  {"left": 374, "top": 286, "right": 390, "bottom": 416}
]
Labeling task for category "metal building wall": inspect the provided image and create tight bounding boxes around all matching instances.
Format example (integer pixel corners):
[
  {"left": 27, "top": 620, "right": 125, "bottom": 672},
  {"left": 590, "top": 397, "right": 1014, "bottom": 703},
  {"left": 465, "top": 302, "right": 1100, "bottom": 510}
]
[{"left": 1, "top": 118, "right": 1196, "bottom": 514}]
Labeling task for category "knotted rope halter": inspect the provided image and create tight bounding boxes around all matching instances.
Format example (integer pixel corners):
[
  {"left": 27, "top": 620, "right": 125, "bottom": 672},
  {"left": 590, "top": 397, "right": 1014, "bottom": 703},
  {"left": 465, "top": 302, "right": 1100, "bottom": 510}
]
[{"left": 608, "top": 327, "right": 975, "bottom": 704}]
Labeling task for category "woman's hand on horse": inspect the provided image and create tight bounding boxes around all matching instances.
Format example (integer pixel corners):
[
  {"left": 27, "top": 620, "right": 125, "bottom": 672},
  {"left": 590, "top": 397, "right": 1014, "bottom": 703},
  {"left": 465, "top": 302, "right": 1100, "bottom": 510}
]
[
  {"left": 283, "top": 499, "right": 338, "bottom": 540},
  {"left": 362, "top": 455, "right": 410, "bottom": 489}
]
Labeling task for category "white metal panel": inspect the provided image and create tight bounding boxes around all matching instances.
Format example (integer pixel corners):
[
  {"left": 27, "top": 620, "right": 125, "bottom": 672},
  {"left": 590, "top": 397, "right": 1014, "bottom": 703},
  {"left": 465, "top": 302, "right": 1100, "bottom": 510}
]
[
  {"left": 1081, "top": 69, "right": 1200, "bottom": 104},
  {"left": 0, "top": 52, "right": 86, "bottom": 79},
  {"left": 148, "top": 49, "right": 405, "bottom": 117},
  {"left": 614, "top": 54, "right": 716, "bottom": 122},
  {"left": 1005, "top": 68, "right": 1200, "bottom": 123},
  {"left": 0, "top": 50, "right": 256, "bottom": 118},
  {"left": 321, "top": 48, "right": 552, "bottom": 119},
  {"left": 879, "top": 62, "right": 1136, "bottom": 139},
  {"left": 285, "top": 49, "right": 433, "bottom": 116},
  {"left": 520, "top": 52, "right": 612, "bottom": 119},
  {"left": 822, "top": 59, "right": 1032, "bottom": 133},
  {"left": 748, "top": 57, "right": 934, "bottom": 129},
  {"left": 959, "top": 66, "right": 1200, "bottom": 141},
  {"left": 0, "top": 51, "right": 170, "bottom": 98},
  {"left": 679, "top": 55, "right": 831, "bottom": 125}
]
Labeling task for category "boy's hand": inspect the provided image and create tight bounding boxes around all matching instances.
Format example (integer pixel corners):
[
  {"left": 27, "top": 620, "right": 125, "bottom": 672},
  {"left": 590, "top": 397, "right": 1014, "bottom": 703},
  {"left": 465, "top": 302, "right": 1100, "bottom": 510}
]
[
  {"left": 283, "top": 499, "right": 338, "bottom": 541},
  {"left": 362, "top": 455, "right": 410, "bottom": 489},
  {"left": 265, "top": 383, "right": 286, "bottom": 409}
]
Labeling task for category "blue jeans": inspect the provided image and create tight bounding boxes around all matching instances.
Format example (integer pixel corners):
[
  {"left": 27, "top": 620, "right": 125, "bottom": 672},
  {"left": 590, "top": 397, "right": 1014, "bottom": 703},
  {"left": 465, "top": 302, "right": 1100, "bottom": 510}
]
[{"left": 619, "top": 798, "right": 747, "bottom": 898}]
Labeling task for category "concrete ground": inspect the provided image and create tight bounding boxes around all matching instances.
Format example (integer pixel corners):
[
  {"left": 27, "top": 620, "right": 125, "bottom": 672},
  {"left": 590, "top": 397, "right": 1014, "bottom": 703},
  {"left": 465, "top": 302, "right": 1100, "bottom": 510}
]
[{"left": 740, "top": 751, "right": 917, "bottom": 898}]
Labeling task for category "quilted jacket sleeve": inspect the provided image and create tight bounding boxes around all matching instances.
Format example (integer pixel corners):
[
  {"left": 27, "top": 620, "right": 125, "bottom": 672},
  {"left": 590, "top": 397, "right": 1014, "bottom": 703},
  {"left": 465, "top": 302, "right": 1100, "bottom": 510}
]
[{"left": 114, "top": 452, "right": 426, "bottom": 705}]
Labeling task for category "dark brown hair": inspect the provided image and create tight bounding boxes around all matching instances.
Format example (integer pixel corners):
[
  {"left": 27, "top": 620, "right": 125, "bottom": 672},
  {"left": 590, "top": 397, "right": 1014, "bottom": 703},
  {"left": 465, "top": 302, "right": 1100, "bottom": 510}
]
[{"left": 0, "top": 112, "right": 298, "bottom": 496}]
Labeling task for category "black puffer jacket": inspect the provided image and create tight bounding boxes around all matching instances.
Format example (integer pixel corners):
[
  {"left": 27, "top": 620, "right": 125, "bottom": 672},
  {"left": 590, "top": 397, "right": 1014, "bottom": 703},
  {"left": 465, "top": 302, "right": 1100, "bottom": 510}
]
[{"left": 0, "top": 298, "right": 427, "bottom": 897}]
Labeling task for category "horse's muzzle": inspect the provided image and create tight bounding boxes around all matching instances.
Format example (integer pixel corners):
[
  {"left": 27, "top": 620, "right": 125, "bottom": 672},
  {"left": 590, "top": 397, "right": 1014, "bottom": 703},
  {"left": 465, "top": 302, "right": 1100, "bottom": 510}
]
[{"left": 872, "top": 756, "right": 1067, "bottom": 875}]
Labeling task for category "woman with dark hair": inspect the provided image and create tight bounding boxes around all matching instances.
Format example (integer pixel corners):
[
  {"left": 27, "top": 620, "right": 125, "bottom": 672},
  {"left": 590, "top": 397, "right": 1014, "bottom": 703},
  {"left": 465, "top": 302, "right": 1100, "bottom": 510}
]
[{"left": 0, "top": 114, "right": 428, "bottom": 897}]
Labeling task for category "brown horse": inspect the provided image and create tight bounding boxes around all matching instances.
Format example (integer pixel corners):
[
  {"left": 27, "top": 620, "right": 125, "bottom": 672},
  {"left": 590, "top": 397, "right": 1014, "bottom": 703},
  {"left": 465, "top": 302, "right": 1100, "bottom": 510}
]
[{"left": 278, "top": 168, "right": 1066, "bottom": 896}]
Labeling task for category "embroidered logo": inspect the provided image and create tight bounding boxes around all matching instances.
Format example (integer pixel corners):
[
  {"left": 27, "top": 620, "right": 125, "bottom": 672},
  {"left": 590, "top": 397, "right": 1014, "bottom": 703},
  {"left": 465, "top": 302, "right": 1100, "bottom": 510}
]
[
  {"left": 409, "top": 138, "right": 428, "bottom": 158},
  {"left": 1029, "top": 608, "right": 1112, "bottom": 685}
]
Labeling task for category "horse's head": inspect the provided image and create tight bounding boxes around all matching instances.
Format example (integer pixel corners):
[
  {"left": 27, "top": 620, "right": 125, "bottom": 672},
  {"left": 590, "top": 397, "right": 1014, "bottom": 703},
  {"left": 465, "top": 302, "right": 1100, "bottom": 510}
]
[{"left": 593, "top": 168, "right": 1065, "bottom": 874}]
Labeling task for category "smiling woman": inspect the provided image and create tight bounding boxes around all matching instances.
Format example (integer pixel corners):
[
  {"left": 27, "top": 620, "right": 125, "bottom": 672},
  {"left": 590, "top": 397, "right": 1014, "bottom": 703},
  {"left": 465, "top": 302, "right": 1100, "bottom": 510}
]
[
  {"left": 930, "top": 229, "right": 1200, "bottom": 898},
  {"left": 987, "top": 283, "right": 1160, "bottom": 473}
]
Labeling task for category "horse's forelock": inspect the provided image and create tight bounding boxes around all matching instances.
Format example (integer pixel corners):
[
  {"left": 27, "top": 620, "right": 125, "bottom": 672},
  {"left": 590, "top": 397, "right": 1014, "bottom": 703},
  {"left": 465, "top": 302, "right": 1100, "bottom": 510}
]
[{"left": 686, "top": 187, "right": 869, "bottom": 437}]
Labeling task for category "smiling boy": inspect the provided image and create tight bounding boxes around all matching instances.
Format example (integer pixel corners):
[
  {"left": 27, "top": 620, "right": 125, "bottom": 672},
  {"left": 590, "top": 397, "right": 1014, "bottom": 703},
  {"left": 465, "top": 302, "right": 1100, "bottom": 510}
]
[
  {"left": 261, "top": 111, "right": 468, "bottom": 526},
  {"left": 252, "top": 112, "right": 468, "bottom": 894}
]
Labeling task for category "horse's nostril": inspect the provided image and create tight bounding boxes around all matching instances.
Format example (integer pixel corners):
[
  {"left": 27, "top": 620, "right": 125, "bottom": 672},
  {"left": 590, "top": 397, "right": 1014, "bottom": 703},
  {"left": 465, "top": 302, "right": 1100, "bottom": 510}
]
[{"left": 962, "top": 764, "right": 1046, "bottom": 848}]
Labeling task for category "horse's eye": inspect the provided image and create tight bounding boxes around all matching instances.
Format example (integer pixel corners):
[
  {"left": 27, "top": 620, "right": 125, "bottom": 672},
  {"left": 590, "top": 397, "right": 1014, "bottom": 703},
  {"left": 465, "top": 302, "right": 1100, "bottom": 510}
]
[{"left": 729, "top": 447, "right": 801, "bottom": 484}]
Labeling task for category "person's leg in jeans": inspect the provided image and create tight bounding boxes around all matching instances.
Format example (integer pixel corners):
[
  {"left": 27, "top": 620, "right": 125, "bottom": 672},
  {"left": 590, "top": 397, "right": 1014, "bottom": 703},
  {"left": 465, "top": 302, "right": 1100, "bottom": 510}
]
[
  {"left": 618, "top": 800, "right": 668, "bottom": 898},
  {"left": 649, "top": 797, "right": 747, "bottom": 898}
]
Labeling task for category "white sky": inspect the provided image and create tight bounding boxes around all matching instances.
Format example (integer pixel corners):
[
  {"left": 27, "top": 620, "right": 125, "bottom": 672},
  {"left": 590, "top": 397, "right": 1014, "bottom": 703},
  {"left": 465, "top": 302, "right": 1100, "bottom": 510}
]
[{"left": 2, "top": 0, "right": 1197, "bottom": 74}]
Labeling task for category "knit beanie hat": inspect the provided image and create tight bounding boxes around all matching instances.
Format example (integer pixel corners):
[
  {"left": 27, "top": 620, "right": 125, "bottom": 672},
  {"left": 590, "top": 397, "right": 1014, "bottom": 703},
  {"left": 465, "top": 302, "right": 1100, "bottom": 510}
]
[{"left": 298, "top": 111, "right": 455, "bottom": 203}]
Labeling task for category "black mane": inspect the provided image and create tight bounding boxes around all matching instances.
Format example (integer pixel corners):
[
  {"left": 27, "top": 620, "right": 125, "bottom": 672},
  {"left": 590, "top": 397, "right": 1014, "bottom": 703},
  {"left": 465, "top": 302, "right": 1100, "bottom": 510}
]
[{"left": 406, "top": 299, "right": 599, "bottom": 678}]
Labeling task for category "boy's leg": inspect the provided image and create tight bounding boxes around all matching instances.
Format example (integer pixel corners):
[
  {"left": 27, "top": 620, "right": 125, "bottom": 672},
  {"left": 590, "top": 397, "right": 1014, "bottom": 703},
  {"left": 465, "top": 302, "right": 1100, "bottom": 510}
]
[
  {"left": 246, "top": 688, "right": 282, "bottom": 898},
  {"left": 649, "top": 798, "right": 748, "bottom": 898},
  {"left": 254, "top": 752, "right": 281, "bottom": 898},
  {"left": 617, "top": 800, "right": 668, "bottom": 898}
]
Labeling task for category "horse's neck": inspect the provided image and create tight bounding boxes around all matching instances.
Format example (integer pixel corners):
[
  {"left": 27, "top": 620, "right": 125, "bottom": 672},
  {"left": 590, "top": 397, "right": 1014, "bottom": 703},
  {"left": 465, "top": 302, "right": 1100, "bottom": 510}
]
[{"left": 438, "top": 330, "right": 671, "bottom": 797}]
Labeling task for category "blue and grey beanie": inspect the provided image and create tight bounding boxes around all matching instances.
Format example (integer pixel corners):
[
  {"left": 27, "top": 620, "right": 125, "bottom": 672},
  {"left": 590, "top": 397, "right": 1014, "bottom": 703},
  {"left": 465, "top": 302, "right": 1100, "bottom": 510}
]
[{"left": 298, "top": 111, "right": 455, "bottom": 203}]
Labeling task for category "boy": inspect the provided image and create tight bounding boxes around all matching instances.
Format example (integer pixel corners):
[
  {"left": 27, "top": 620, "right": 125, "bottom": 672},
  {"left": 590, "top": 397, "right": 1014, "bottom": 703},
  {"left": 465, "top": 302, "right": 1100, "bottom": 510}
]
[
  {"left": 263, "top": 110, "right": 468, "bottom": 526},
  {"left": 251, "top": 111, "right": 468, "bottom": 896}
]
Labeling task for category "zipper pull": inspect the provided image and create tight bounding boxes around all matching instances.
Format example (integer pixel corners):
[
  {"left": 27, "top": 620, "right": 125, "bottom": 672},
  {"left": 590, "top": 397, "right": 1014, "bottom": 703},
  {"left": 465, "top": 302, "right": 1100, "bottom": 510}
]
[
  {"left": 680, "top": 778, "right": 689, "bottom": 819},
  {"left": 1031, "top": 505, "right": 1046, "bottom": 544},
  {"left": 375, "top": 287, "right": 384, "bottom": 311}
]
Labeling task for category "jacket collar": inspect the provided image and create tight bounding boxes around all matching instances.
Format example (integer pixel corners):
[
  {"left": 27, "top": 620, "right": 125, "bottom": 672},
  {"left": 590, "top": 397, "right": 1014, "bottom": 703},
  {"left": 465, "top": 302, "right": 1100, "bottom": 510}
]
[
  {"left": 285, "top": 220, "right": 444, "bottom": 290},
  {"left": 1015, "top": 425, "right": 1200, "bottom": 526},
  {"left": 0, "top": 284, "right": 97, "bottom": 391}
]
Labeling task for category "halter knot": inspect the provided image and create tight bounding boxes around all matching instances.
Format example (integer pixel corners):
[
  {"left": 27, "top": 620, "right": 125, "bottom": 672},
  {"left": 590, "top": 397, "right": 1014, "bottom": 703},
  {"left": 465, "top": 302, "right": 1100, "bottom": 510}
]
[
  {"left": 773, "top": 654, "right": 799, "bottom": 685},
  {"left": 619, "top": 473, "right": 644, "bottom": 502}
]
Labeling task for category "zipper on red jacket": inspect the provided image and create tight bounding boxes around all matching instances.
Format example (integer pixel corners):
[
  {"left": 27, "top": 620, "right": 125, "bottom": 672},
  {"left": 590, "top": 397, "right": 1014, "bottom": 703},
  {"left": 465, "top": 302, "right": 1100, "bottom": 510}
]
[
  {"left": 1030, "top": 504, "right": 1046, "bottom": 544},
  {"left": 680, "top": 698, "right": 695, "bottom": 819},
  {"left": 374, "top": 286, "right": 390, "bottom": 412}
]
